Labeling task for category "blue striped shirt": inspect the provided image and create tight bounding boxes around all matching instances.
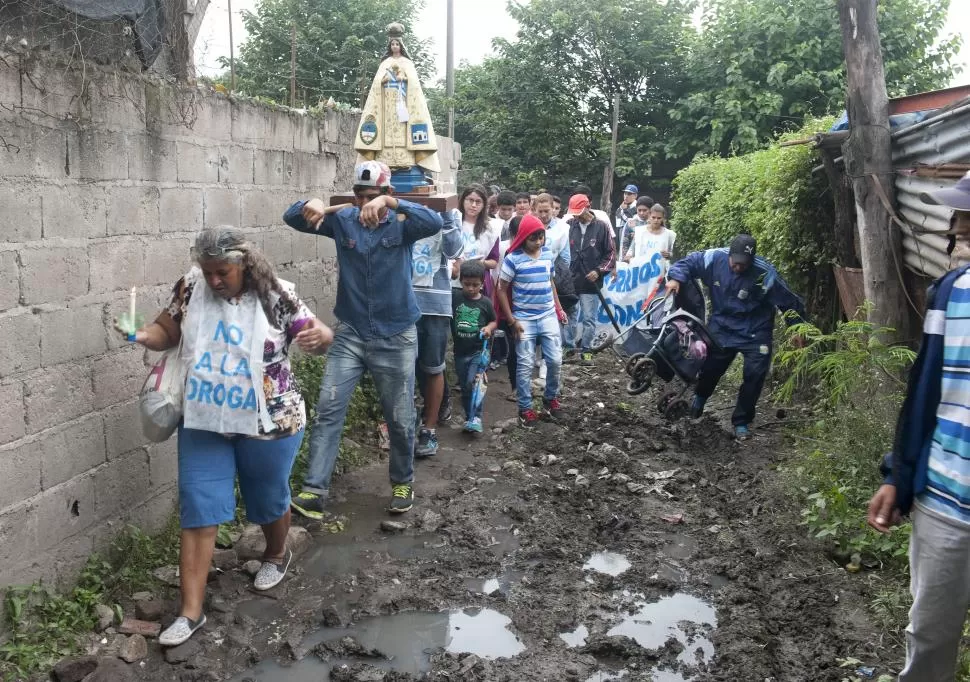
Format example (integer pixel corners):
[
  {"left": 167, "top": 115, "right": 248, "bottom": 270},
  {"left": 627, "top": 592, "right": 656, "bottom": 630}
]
[
  {"left": 918, "top": 273, "right": 970, "bottom": 527},
  {"left": 500, "top": 246, "right": 556, "bottom": 321}
]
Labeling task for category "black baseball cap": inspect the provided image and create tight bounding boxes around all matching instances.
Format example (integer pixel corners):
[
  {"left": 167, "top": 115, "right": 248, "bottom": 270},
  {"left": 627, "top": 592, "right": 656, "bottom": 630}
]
[{"left": 729, "top": 234, "right": 756, "bottom": 266}]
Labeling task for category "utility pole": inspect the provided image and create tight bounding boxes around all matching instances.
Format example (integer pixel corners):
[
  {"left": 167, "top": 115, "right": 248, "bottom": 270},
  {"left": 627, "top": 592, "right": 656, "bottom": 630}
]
[
  {"left": 227, "top": 0, "right": 235, "bottom": 95},
  {"left": 602, "top": 92, "right": 620, "bottom": 216},
  {"left": 446, "top": 0, "right": 455, "bottom": 141},
  {"left": 838, "top": 0, "right": 909, "bottom": 341},
  {"left": 289, "top": 21, "right": 297, "bottom": 108}
]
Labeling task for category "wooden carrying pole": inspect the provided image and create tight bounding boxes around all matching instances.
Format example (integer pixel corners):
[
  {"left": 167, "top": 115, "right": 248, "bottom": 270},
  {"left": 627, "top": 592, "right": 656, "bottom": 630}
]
[{"left": 837, "top": 0, "right": 909, "bottom": 342}]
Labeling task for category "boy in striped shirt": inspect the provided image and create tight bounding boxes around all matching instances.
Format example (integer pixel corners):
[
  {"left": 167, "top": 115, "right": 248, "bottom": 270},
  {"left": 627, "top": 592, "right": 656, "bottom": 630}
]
[{"left": 497, "top": 214, "right": 569, "bottom": 427}]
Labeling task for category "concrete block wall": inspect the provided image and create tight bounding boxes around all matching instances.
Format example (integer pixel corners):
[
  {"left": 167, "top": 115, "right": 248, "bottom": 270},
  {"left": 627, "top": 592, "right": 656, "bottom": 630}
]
[{"left": 0, "top": 51, "right": 438, "bottom": 588}]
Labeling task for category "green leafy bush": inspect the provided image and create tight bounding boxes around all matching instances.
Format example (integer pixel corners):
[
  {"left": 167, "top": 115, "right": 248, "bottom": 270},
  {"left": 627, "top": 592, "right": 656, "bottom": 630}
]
[{"left": 670, "top": 117, "right": 837, "bottom": 315}]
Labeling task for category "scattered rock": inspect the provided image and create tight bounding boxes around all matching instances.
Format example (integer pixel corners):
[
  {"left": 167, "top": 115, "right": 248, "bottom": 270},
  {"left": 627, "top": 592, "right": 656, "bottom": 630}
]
[
  {"left": 131, "top": 591, "right": 153, "bottom": 602},
  {"left": 94, "top": 604, "right": 115, "bottom": 632},
  {"left": 566, "top": 468, "right": 579, "bottom": 476},
  {"left": 134, "top": 597, "right": 165, "bottom": 622},
  {"left": 242, "top": 560, "right": 262, "bottom": 577},
  {"left": 488, "top": 465, "right": 502, "bottom": 474},
  {"left": 612, "top": 473, "right": 631, "bottom": 484},
  {"left": 99, "top": 634, "right": 127, "bottom": 657},
  {"left": 459, "top": 653, "right": 482, "bottom": 674},
  {"left": 209, "top": 596, "right": 232, "bottom": 614},
  {"left": 233, "top": 525, "right": 265, "bottom": 561},
  {"left": 288, "top": 526, "right": 312, "bottom": 556},
  {"left": 313, "top": 636, "right": 386, "bottom": 662},
  {"left": 82, "top": 658, "right": 134, "bottom": 682},
  {"left": 502, "top": 460, "right": 525, "bottom": 473},
  {"left": 51, "top": 655, "right": 98, "bottom": 682},
  {"left": 164, "top": 639, "right": 202, "bottom": 664},
  {"left": 575, "top": 475, "right": 590, "bottom": 487},
  {"left": 118, "top": 617, "right": 161, "bottom": 638},
  {"left": 380, "top": 520, "right": 408, "bottom": 532},
  {"left": 321, "top": 605, "right": 348, "bottom": 627},
  {"left": 415, "top": 509, "right": 444, "bottom": 533},
  {"left": 227, "top": 626, "right": 252, "bottom": 649},
  {"left": 329, "top": 663, "right": 388, "bottom": 682},
  {"left": 152, "top": 565, "right": 180, "bottom": 587},
  {"left": 119, "top": 634, "right": 148, "bottom": 663},
  {"left": 212, "top": 548, "right": 237, "bottom": 570},
  {"left": 476, "top": 477, "right": 497, "bottom": 485}
]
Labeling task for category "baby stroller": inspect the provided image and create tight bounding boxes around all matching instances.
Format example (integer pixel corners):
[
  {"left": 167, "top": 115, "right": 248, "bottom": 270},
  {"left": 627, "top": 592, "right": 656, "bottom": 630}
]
[{"left": 590, "top": 288, "right": 718, "bottom": 420}]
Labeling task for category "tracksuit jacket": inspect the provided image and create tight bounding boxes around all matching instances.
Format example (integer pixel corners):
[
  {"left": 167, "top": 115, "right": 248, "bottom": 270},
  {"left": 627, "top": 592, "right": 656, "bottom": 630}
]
[
  {"left": 882, "top": 263, "right": 970, "bottom": 514},
  {"left": 567, "top": 216, "right": 616, "bottom": 295}
]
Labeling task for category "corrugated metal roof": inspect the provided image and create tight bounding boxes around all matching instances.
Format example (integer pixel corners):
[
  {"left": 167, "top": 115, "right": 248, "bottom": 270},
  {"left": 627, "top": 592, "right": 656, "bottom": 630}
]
[{"left": 891, "top": 99, "right": 970, "bottom": 279}]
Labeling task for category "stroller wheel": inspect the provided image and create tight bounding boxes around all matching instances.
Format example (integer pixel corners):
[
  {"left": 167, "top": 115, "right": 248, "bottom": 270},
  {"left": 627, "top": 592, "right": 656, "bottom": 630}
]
[
  {"left": 626, "top": 358, "right": 656, "bottom": 395},
  {"left": 625, "top": 353, "right": 647, "bottom": 377},
  {"left": 664, "top": 398, "right": 690, "bottom": 421},
  {"left": 657, "top": 391, "right": 678, "bottom": 415},
  {"left": 590, "top": 330, "right": 614, "bottom": 352}
]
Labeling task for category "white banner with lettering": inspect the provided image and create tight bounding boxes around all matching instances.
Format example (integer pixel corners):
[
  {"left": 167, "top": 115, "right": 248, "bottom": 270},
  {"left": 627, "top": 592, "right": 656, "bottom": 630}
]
[{"left": 594, "top": 250, "right": 666, "bottom": 334}]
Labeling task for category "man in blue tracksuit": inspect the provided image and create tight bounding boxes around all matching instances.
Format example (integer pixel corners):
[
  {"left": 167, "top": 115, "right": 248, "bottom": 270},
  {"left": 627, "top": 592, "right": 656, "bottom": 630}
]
[
  {"left": 867, "top": 171, "right": 970, "bottom": 681},
  {"left": 666, "top": 234, "right": 805, "bottom": 439}
]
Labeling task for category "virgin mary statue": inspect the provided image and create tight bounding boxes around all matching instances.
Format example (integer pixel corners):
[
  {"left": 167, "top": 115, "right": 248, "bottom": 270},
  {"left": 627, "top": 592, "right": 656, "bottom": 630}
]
[{"left": 354, "top": 23, "right": 441, "bottom": 174}]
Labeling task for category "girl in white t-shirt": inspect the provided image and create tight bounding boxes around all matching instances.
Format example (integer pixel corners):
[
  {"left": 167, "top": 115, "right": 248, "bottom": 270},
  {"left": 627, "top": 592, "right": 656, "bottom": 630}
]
[
  {"left": 624, "top": 203, "right": 675, "bottom": 270},
  {"left": 451, "top": 185, "right": 500, "bottom": 294}
]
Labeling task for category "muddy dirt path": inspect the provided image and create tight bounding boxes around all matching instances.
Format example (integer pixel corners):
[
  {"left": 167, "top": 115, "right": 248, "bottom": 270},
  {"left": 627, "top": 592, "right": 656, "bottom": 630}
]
[{"left": 135, "top": 357, "right": 892, "bottom": 682}]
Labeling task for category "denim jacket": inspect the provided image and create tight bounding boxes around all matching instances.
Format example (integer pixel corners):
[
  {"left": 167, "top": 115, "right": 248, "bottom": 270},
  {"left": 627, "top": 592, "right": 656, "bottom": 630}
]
[{"left": 283, "top": 199, "right": 443, "bottom": 339}]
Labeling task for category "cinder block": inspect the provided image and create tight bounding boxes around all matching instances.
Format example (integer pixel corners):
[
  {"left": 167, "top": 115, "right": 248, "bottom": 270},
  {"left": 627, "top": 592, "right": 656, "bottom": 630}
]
[
  {"left": 261, "top": 227, "right": 292, "bottom": 266},
  {"left": 159, "top": 188, "right": 202, "bottom": 234},
  {"left": 176, "top": 141, "right": 220, "bottom": 183},
  {"left": 126, "top": 484, "right": 177, "bottom": 533},
  {"left": 32, "top": 471, "right": 97, "bottom": 549},
  {"left": 0, "top": 504, "right": 37, "bottom": 561},
  {"left": 19, "top": 59, "right": 81, "bottom": 122},
  {"left": 293, "top": 116, "right": 319, "bottom": 153},
  {"left": 203, "top": 187, "right": 240, "bottom": 228},
  {"left": 189, "top": 97, "right": 233, "bottom": 143},
  {"left": 321, "top": 112, "right": 341, "bottom": 144},
  {"left": 0, "top": 61, "right": 20, "bottom": 111},
  {"left": 148, "top": 438, "right": 178, "bottom": 489},
  {"left": 0, "top": 121, "right": 66, "bottom": 180},
  {"left": 88, "top": 240, "right": 145, "bottom": 294},
  {"left": 0, "top": 438, "right": 42, "bottom": 510},
  {"left": 0, "top": 251, "right": 19, "bottom": 312},
  {"left": 23, "top": 363, "right": 94, "bottom": 434},
  {"left": 79, "top": 73, "right": 146, "bottom": 132},
  {"left": 93, "top": 346, "right": 148, "bottom": 410},
  {"left": 128, "top": 135, "right": 177, "bottom": 183},
  {"left": 145, "top": 237, "right": 192, "bottom": 286},
  {"left": 42, "top": 185, "right": 108, "bottom": 239},
  {"left": 92, "top": 449, "right": 150, "bottom": 520},
  {"left": 38, "top": 414, "right": 105, "bottom": 489},
  {"left": 106, "top": 186, "right": 160, "bottom": 236},
  {"left": 241, "top": 190, "right": 286, "bottom": 228},
  {"left": 103, "top": 399, "right": 148, "bottom": 460},
  {"left": 73, "top": 130, "right": 129, "bottom": 181},
  {"left": 20, "top": 247, "right": 89, "bottom": 305},
  {"left": 254, "top": 150, "right": 288, "bottom": 186},
  {"left": 0, "top": 382, "right": 24, "bottom": 446},
  {"left": 0, "top": 188, "right": 42, "bottom": 242},
  {"left": 231, "top": 103, "right": 294, "bottom": 149},
  {"left": 0, "top": 309, "right": 40, "bottom": 378},
  {"left": 291, "top": 231, "right": 319, "bottom": 266},
  {"left": 220, "top": 146, "right": 254, "bottom": 184},
  {"left": 40, "top": 305, "right": 106, "bottom": 366}
]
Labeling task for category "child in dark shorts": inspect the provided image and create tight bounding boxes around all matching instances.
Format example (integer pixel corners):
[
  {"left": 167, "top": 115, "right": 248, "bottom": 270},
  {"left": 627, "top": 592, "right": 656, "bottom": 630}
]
[{"left": 452, "top": 260, "right": 497, "bottom": 432}]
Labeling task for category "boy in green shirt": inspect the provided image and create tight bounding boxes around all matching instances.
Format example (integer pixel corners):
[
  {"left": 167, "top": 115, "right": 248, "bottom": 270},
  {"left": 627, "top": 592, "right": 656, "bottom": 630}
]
[{"left": 451, "top": 260, "right": 498, "bottom": 433}]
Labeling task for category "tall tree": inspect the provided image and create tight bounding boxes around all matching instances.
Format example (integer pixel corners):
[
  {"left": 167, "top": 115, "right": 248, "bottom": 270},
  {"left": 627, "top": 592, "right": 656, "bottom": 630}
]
[
  {"left": 665, "top": 0, "right": 960, "bottom": 157},
  {"left": 228, "top": 0, "right": 432, "bottom": 107},
  {"left": 444, "top": 0, "right": 695, "bottom": 191}
]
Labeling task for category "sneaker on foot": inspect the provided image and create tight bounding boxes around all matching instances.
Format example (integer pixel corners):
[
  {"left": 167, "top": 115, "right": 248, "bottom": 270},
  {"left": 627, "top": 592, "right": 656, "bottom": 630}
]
[
  {"left": 488, "top": 360, "right": 501, "bottom": 371},
  {"left": 291, "top": 491, "right": 327, "bottom": 521},
  {"left": 389, "top": 483, "right": 414, "bottom": 514},
  {"left": 579, "top": 352, "right": 594, "bottom": 366},
  {"left": 464, "top": 417, "right": 483, "bottom": 433},
  {"left": 438, "top": 402, "right": 453, "bottom": 424},
  {"left": 690, "top": 395, "right": 707, "bottom": 419},
  {"left": 253, "top": 548, "right": 292, "bottom": 591},
  {"left": 415, "top": 428, "right": 438, "bottom": 458},
  {"left": 518, "top": 409, "right": 539, "bottom": 428},
  {"left": 159, "top": 614, "right": 206, "bottom": 647},
  {"left": 543, "top": 398, "right": 562, "bottom": 419},
  {"left": 734, "top": 424, "right": 751, "bottom": 440}
]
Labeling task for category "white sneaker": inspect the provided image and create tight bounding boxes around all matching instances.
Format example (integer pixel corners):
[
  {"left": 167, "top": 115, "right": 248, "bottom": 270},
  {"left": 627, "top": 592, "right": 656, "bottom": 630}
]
[
  {"left": 253, "top": 548, "right": 292, "bottom": 591},
  {"left": 538, "top": 364, "right": 547, "bottom": 380},
  {"left": 159, "top": 614, "right": 206, "bottom": 647}
]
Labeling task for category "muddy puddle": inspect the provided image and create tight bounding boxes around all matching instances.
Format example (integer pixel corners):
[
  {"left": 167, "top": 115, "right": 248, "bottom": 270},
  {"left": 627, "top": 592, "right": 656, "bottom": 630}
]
[
  {"left": 463, "top": 567, "right": 525, "bottom": 595},
  {"left": 608, "top": 593, "right": 717, "bottom": 665},
  {"left": 583, "top": 551, "right": 632, "bottom": 576},
  {"left": 234, "top": 607, "right": 524, "bottom": 681}
]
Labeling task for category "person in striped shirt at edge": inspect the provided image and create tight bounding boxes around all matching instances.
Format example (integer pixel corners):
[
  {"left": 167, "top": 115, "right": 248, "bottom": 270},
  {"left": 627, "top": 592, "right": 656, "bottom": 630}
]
[
  {"left": 867, "top": 170, "right": 970, "bottom": 682},
  {"left": 496, "top": 214, "right": 569, "bottom": 427}
]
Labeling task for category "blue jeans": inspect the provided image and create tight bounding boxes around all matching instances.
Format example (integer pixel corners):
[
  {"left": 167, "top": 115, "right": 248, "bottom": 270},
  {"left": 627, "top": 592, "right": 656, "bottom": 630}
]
[
  {"left": 515, "top": 314, "right": 562, "bottom": 412},
  {"left": 566, "top": 294, "right": 599, "bottom": 351},
  {"left": 303, "top": 323, "right": 417, "bottom": 495},
  {"left": 455, "top": 352, "right": 484, "bottom": 421}
]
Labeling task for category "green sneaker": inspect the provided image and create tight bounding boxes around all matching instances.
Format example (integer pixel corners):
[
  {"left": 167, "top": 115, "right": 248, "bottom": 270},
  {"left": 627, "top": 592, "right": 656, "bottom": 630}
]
[
  {"left": 580, "top": 352, "right": 595, "bottom": 366},
  {"left": 389, "top": 483, "right": 414, "bottom": 514},
  {"left": 291, "top": 491, "right": 327, "bottom": 520}
]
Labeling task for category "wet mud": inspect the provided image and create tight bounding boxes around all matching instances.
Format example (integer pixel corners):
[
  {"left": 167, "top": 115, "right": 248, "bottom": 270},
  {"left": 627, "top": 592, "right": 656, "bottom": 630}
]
[{"left": 135, "top": 358, "right": 890, "bottom": 681}]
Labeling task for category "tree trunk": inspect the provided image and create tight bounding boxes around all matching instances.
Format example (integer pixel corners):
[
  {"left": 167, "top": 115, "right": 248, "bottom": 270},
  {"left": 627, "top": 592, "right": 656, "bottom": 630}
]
[
  {"left": 819, "top": 148, "right": 858, "bottom": 269},
  {"left": 837, "top": 0, "right": 910, "bottom": 342}
]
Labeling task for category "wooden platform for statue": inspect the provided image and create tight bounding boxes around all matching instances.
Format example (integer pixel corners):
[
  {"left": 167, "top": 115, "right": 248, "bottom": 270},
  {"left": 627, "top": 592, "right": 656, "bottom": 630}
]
[{"left": 330, "top": 192, "right": 458, "bottom": 212}]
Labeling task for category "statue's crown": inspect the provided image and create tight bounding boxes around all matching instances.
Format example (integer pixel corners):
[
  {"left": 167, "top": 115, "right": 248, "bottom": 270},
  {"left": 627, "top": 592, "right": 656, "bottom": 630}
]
[{"left": 387, "top": 22, "right": 405, "bottom": 39}]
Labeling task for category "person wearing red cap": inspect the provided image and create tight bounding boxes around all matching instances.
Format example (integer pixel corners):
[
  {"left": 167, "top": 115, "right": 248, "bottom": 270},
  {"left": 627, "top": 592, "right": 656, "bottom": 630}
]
[
  {"left": 566, "top": 194, "right": 617, "bottom": 364},
  {"left": 867, "top": 170, "right": 970, "bottom": 681},
  {"left": 496, "top": 214, "right": 569, "bottom": 427}
]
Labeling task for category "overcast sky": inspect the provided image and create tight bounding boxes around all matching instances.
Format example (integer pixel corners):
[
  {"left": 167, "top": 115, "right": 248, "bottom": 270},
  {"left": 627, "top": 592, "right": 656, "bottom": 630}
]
[{"left": 194, "top": 0, "right": 969, "bottom": 86}]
